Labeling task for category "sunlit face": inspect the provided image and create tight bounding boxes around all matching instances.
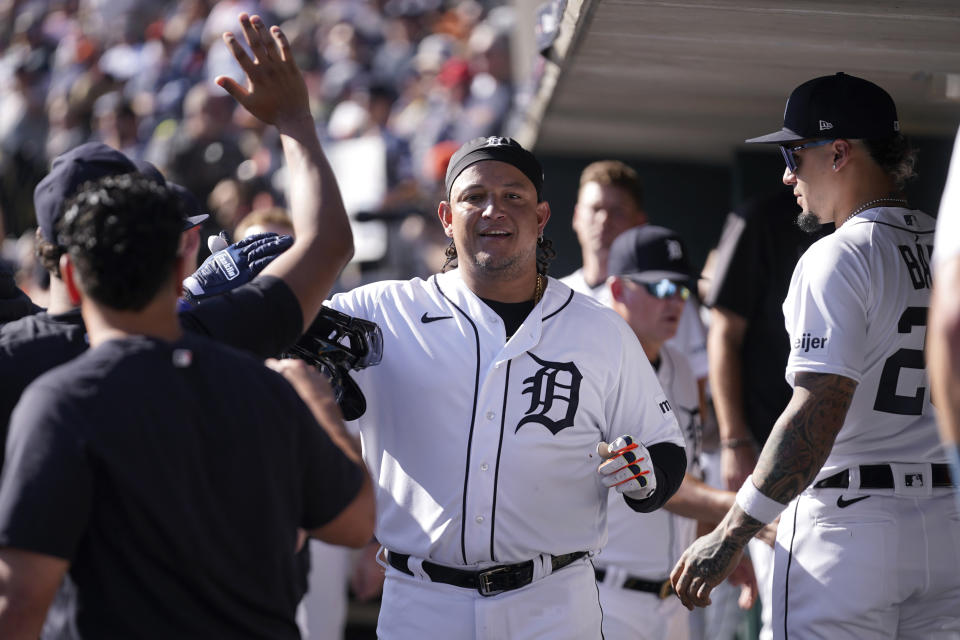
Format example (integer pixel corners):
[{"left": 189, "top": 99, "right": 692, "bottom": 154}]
[
  {"left": 781, "top": 139, "right": 835, "bottom": 232},
  {"left": 439, "top": 160, "right": 549, "bottom": 281},
  {"left": 572, "top": 181, "right": 646, "bottom": 254},
  {"left": 614, "top": 277, "right": 686, "bottom": 346}
]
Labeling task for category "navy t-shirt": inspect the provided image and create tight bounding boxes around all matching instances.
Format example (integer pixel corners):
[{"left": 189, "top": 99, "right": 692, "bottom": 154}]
[
  {"left": 0, "top": 276, "right": 302, "bottom": 469},
  {"left": 0, "top": 332, "right": 363, "bottom": 638}
]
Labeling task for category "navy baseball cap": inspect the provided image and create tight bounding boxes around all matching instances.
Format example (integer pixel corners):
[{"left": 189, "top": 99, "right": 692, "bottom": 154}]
[
  {"left": 444, "top": 136, "right": 544, "bottom": 201},
  {"left": 134, "top": 159, "right": 207, "bottom": 230},
  {"left": 34, "top": 142, "right": 138, "bottom": 244},
  {"left": 608, "top": 225, "right": 692, "bottom": 284},
  {"left": 35, "top": 144, "right": 207, "bottom": 245},
  {"left": 168, "top": 183, "right": 209, "bottom": 231},
  {"left": 746, "top": 72, "right": 900, "bottom": 144}
]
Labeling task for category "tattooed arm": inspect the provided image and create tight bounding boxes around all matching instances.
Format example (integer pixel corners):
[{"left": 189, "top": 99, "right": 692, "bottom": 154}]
[{"left": 670, "top": 372, "right": 857, "bottom": 610}]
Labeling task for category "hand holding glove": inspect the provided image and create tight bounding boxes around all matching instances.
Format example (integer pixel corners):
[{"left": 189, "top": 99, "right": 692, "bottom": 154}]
[
  {"left": 182, "top": 232, "right": 293, "bottom": 303},
  {"left": 597, "top": 435, "right": 657, "bottom": 500}
]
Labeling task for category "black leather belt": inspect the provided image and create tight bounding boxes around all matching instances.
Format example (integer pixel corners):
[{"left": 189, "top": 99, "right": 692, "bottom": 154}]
[
  {"left": 594, "top": 567, "right": 674, "bottom": 599},
  {"left": 386, "top": 550, "right": 587, "bottom": 597},
  {"left": 813, "top": 464, "right": 954, "bottom": 489}
]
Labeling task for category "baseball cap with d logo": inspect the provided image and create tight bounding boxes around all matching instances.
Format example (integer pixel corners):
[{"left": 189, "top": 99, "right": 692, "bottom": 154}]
[{"left": 608, "top": 225, "right": 694, "bottom": 300}]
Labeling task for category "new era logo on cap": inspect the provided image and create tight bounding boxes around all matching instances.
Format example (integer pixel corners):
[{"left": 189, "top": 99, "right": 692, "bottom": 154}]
[{"left": 745, "top": 72, "right": 900, "bottom": 144}]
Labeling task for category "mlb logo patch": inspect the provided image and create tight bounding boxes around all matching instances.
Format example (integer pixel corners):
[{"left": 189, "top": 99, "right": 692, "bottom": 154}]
[{"left": 904, "top": 214, "right": 916, "bottom": 226}]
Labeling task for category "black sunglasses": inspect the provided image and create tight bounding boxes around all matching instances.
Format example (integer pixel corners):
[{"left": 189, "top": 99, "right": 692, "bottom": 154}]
[{"left": 779, "top": 139, "right": 836, "bottom": 173}]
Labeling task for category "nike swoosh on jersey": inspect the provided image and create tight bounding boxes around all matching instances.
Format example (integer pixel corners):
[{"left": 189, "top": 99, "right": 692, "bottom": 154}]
[
  {"left": 421, "top": 312, "right": 453, "bottom": 323},
  {"left": 836, "top": 495, "right": 870, "bottom": 509}
]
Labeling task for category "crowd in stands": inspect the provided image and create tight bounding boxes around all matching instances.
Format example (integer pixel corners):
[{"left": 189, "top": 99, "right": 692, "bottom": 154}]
[{"left": 0, "top": 0, "right": 521, "bottom": 298}]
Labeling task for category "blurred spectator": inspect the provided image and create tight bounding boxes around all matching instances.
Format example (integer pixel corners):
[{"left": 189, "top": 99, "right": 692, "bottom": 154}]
[
  {"left": 408, "top": 56, "right": 471, "bottom": 189},
  {"left": 147, "top": 82, "right": 246, "bottom": 205},
  {"left": 92, "top": 91, "right": 144, "bottom": 160},
  {"left": 234, "top": 205, "right": 294, "bottom": 239},
  {"left": 208, "top": 173, "right": 274, "bottom": 238},
  {"left": 453, "top": 14, "right": 513, "bottom": 141}
]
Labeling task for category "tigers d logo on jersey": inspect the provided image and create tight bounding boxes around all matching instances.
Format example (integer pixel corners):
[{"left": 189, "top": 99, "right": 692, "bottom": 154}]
[{"left": 515, "top": 353, "right": 582, "bottom": 436}]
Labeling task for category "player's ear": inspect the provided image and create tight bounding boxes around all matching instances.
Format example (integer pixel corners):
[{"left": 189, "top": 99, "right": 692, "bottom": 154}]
[
  {"left": 536, "top": 200, "right": 551, "bottom": 234},
  {"left": 832, "top": 139, "right": 852, "bottom": 171},
  {"left": 60, "top": 253, "right": 82, "bottom": 306},
  {"left": 172, "top": 252, "right": 188, "bottom": 295},
  {"left": 438, "top": 201, "right": 454, "bottom": 238},
  {"left": 609, "top": 276, "right": 625, "bottom": 303}
]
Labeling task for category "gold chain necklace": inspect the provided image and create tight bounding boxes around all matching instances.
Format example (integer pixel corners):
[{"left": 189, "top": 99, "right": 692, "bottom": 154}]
[
  {"left": 534, "top": 273, "right": 544, "bottom": 304},
  {"left": 840, "top": 197, "right": 908, "bottom": 227}
]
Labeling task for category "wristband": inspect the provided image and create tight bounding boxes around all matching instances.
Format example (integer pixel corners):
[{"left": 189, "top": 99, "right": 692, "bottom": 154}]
[
  {"left": 720, "top": 437, "right": 754, "bottom": 449},
  {"left": 735, "top": 474, "right": 787, "bottom": 524}
]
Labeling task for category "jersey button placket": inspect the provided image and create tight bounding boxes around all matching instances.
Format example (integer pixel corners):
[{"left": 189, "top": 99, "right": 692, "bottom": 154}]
[{"left": 485, "top": 410, "right": 495, "bottom": 421}]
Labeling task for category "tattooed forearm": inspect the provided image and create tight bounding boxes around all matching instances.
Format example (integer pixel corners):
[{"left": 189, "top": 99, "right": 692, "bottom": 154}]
[
  {"left": 752, "top": 372, "right": 857, "bottom": 504},
  {"left": 720, "top": 504, "right": 764, "bottom": 547}
]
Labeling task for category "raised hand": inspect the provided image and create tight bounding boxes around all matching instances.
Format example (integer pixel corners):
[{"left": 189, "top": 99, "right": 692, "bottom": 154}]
[{"left": 216, "top": 13, "right": 310, "bottom": 128}]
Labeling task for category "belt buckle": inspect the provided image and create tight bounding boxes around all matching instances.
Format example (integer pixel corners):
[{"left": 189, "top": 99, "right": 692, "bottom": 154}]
[
  {"left": 658, "top": 579, "right": 674, "bottom": 600},
  {"left": 477, "top": 566, "right": 512, "bottom": 597},
  {"left": 890, "top": 463, "right": 933, "bottom": 497}
]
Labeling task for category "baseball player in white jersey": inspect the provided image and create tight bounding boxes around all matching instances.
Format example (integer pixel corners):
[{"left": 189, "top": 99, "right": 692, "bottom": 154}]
[
  {"left": 597, "top": 225, "right": 766, "bottom": 640},
  {"left": 671, "top": 72, "right": 960, "bottom": 638},
  {"left": 326, "top": 136, "right": 688, "bottom": 639},
  {"left": 560, "top": 160, "right": 710, "bottom": 382},
  {"left": 929, "top": 125, "right": 960, "bottom": 499}
]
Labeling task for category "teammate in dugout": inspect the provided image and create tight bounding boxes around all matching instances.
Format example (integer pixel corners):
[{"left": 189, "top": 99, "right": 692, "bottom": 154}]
[
  {"left": 560, "top": 160, "right": 710, "bottom": 406},
  {"left": 0, "top": 12, "right": 349, "bottom": 439},
  {"left": 0, "top": 171, "right": 374, "bottom": 639},
  {"left": 671, "top": 72, "right": 960, "bottom": 638},
  {"left": 325, "top": 135, "right": 687, "bottom": 639},
  {"left": 597, "top": 225, "right": 771, "bottom": 640},
  {"left": 0, "top": 14, "right": 370, "bottom": 637}
]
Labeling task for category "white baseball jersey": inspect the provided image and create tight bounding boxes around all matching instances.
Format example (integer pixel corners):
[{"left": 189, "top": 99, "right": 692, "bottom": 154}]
[
  {"left": 935, "top": 126, "right": 960, "bottom": 266},
  {"left": 783, "top": 206, "right": 942, "bottom": 479},
  {"left": 595, "top": 343, "right": 701, "bottom": 578},
  {"left": 774, "top": 206, "right": 960, "bottom": 640},
  {"left": 328, "top": 270, "right": 684, "bottom": 567},
  {"left": 561, "top": 268, "right": 708, "bottom": 379}
]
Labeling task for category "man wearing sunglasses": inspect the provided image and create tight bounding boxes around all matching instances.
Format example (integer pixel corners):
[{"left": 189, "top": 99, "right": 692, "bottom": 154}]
[
  {"left": 562, "top": 161, "right": 711, "bottom": 442},
  {"left": 596, "top": 225, "right": 772, "bottom": 640},
  {"left": 672, "top": 72, "right": 960, "bottom": 637}
]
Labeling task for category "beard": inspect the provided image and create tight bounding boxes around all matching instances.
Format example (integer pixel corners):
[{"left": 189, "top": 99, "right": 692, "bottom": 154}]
[
  {"left": 796, "top": 212, "right": 822, "bottom": 234},
  {"left": 471, "top": 249, "right": 526, "bottom": 280}
]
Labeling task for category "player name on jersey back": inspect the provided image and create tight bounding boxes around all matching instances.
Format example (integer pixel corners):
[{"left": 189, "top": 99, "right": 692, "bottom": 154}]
[{"left": 784, "top": 207, "right": 943, "bottom": 479}]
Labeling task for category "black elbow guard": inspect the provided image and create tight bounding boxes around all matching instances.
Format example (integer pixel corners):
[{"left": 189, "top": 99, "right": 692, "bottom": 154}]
[{"left": 622, "top": 442, "right": 687, "bottom": 513}]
